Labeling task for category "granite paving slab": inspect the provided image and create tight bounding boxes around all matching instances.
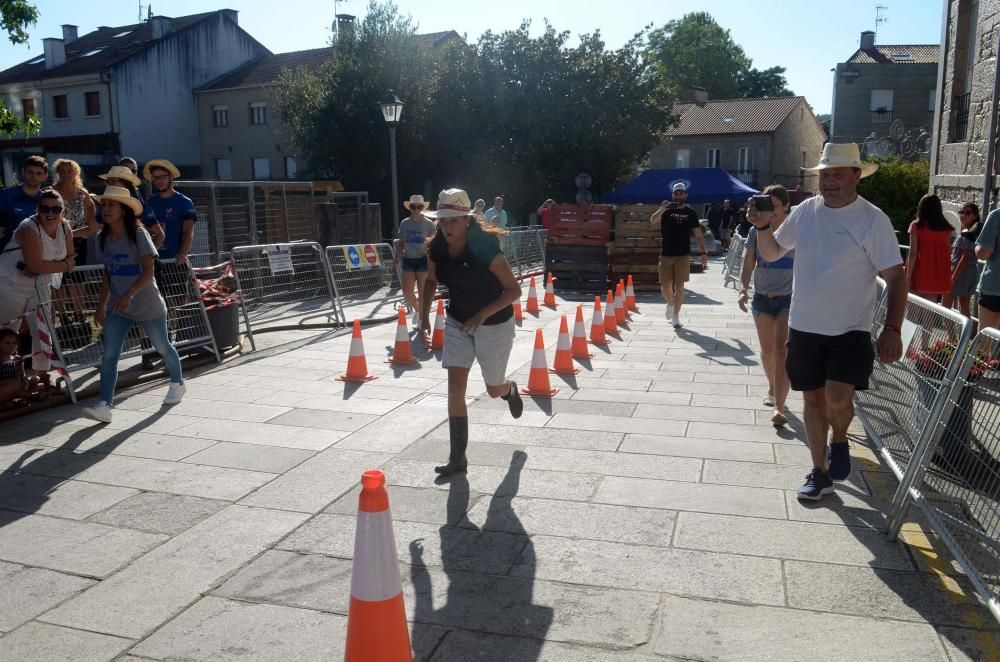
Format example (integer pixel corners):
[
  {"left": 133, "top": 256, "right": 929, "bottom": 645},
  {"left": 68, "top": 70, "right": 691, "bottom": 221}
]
[
  {"left": 594, "top": 475, "right": 787, "bottom": 519},
  {"left": 138, "top": 398, "right": 291, "bottom": 422},
  {"left": 0, "top": 566, "right": 94, "bottom": 631},
  {"left": 0, "top": 621, "right": 132, "bottom": 662},
  {"left": 30, "top": 429, "right": 217, "bottom": 462},
  {"left": 179, "top": 442, "right": 316, "bottom": 473},
  {"left": 86, "top": 492, "right": 229, "bottom": 536},
  {"left": 619, "top": 433, "right": 775, "bottom": 462},
  {"left": 0, "top": 473, "right": 137, "bottom": 520},
  {"left": 326, "top": 484, "right": 483, "bottom": 526},
  {"left": 702, "top": 458, "right": 871, "bottom": 494},
  {"left": 334, "top": 404, "right": 449, "bottom": 453},
  {"left": 422, "top": 424, "right": 623, "bottom": 451},
  {"left": 166, "top": 418, "right": 345, "bottom": 450},
  {"left": 546, "top": 413, "right": 687, "bottom": 436}
]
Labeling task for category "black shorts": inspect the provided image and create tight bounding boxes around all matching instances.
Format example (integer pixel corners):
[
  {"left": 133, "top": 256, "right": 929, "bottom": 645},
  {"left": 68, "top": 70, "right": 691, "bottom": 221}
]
[
  {"left": 980, "top": 293, "right": 1000, "bottom": 313},
  {"left": 401, "top": 255, "right": 428, "bottom": 273},
  {"left": 786, "top": 328, "right": 875, "bottom": 392}
]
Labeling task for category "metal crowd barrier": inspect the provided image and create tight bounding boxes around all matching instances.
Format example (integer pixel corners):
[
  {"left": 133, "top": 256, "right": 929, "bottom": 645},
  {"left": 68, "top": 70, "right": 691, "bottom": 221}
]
[
  {"left": 326, "top": 243, "right": 402, "bottom": 322},
  {"left": 230, "top": 242, "right": 339, "bottom": 350},
  {"left": 722, "top": 234, "right": 747, "bottom": 288},
  {"left": 42, "top": 259, "right": 220, "bottom": 403},
  {"left": 506, "top": 228, "right": 547, "bottom": 280}
]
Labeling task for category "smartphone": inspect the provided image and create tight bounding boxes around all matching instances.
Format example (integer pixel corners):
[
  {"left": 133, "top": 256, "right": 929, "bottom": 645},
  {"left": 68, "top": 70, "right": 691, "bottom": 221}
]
[{"left": 752, "top": 194, "right": 774, "bottom": 212}]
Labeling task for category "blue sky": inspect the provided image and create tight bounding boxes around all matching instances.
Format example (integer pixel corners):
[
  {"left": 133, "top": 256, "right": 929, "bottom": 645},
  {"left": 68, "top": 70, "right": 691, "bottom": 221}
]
[{"left": 3, "top": 1, "right": 943, "bottom": 114}]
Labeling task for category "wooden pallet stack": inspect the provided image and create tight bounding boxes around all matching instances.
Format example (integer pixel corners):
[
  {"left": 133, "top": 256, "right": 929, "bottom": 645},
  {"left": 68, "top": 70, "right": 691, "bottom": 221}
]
[
  {"left": 611, "top": 205, "right": 661, "bottom": 291},
  {"left": 545, "top": 204, "right": 613, "bottom": 292}
]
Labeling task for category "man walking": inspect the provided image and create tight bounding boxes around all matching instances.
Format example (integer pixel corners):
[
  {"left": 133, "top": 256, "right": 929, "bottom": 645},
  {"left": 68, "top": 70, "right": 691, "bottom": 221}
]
[
  {"left": 485, "top": 196, "right": 508, "bottom": 229},
  {"left": 649, "top": 182, "right": 708, "bottom": 328},
  {"left": 750, "top": 143, "right": 906, "bottom": 501},
  {"left": 0, "top": 155, "right": 48, "bottom": 244}
]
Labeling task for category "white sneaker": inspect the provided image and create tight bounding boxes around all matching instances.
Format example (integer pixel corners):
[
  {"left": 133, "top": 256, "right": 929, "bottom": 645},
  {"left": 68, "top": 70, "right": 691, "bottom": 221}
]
[
  {"left": 82, "top": 401, "right": 113, "bottom": 423},
  {"left": 672, "top": 316, "right": 683, "bottom": 328},
  {"left": 664, "top": 302, "right": 673, "bottom": 321},
  {"left": 163, "top": 382, "right": 187, "bottom": 405},
  {"left": 411, "top": 310, "right": 421, "bottom": 331},
  {"left": 763, "top": 394, "right": 776, "bottom": 407}
]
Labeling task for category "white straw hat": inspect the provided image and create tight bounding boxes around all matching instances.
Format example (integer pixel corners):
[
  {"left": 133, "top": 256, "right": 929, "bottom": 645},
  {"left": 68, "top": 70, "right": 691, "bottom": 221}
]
[
  {"left": 403, "top": 194, "right": 428, "bottom": 210},
  {"left": 423, "top": 189, "right": 474, "bottom": 219},
  {"left": 96, "top": 186, "right": 144, "bottom": 216},
  {"left": 802, "top": 143, "right": 878, "bottom": 178},
  {"left": 99, "top": 165, "right": 141, "bottom": 188},
  {"left": 142, "top": 159, "right": 181, "bottom": 182}
]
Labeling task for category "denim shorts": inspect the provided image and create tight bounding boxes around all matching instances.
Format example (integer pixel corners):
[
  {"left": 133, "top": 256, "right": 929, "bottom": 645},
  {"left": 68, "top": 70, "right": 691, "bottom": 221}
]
[
  {"left": 401, "top": 256, "right": 428, "bottom": 273},
  {"left": 751, "top": 293, "right": 791, "bottom": 318}
]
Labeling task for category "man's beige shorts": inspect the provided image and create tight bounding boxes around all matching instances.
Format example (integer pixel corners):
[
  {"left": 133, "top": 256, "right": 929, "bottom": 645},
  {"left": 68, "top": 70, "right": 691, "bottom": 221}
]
[{"left": 658, "top": 255, "right": 691, "bottom": 285}]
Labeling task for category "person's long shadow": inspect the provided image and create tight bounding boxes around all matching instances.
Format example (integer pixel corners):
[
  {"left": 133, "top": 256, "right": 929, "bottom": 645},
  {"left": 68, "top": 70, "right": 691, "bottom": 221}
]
[{"left": 410, "top": 451, "right": 553, "bottom": 659}]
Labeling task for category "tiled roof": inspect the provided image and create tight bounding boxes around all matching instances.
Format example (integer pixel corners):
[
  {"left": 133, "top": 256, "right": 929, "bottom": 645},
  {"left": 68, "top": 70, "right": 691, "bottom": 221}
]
[
  {"left": 0, "top": 11, "right": 237, "bottom": 85},
  {"left": 847, "top": 44, "right": 939, "bottom": 64},
  {"left": 414, "top": 31, "right": 462, "bottom": 48},
  {"left": 666, "top": 96, "right": 805, "bottom": 136}
]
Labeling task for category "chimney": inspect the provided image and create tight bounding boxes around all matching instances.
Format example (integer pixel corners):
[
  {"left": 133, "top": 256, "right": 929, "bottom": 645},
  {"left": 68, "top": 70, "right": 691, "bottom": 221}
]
[
  {"left": 61, "top": 24, "right": 78, "bottom": 43},
  {"left": 42, "top": 38, "right": 66, "bottom": 70},
  {"left": 335, "top": 13, "right": 356, "bottom": 39},
  {"left": 860, "top": 30, "right": 876, "bottom": 50},
  {"left": 219, "top": 9, "right": 238, "bottom": 25},
  {"left": 690, "top": 86, "right": 709, "bottom": 106},
  {"left": 150, "top": 15, "right": 172, "bottom": 39}
]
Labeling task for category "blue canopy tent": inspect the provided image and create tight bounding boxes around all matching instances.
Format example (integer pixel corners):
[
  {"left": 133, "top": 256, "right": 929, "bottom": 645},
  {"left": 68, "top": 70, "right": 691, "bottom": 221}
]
[{"left": 602, "top": 167, "right": 758, "bottom": 205}]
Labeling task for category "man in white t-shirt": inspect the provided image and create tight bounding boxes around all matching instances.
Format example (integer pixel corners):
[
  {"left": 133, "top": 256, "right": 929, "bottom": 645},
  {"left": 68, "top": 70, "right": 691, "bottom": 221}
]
[{"left": 751, "top": 143, "right": 907, "bottom": 501}]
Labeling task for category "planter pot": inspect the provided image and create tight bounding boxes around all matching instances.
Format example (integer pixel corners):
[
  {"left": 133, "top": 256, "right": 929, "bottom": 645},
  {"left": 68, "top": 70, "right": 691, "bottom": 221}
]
[{"left": 205, "top": 303, "right": 240, "bottom": 350}]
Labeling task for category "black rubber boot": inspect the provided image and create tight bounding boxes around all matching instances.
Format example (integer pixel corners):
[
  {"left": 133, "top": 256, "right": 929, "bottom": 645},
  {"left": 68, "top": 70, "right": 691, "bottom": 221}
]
[
  {"left": 434, "top": 416, "right": 469, "bottom": 477},
  {"left": 501, "top": 381, "right": 523, "bottom": 419}
]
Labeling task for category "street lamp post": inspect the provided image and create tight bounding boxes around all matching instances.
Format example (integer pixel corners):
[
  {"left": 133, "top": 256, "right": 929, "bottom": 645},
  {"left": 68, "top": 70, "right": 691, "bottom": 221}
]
[{"left": 379, "top": 91, "right": 404, "bottom": 231}]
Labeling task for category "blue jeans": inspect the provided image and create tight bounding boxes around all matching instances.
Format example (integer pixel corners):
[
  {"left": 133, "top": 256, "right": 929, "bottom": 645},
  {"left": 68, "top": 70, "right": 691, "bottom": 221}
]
[{"left": 100, "top": 313, "right": 183, "bottom": 404}]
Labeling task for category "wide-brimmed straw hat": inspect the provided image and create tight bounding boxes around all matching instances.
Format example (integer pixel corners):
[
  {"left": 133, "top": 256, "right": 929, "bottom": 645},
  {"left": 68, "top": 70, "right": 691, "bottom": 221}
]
[
  {"left": 403, "top": 194, "right": 428, "bottom": 210},
  {"left": 99, "top": 165, "right": 141, "bottom": 188},
  {"left": 802, "top": 143, "right": 878, "bottom": 178},
  {"left": 423, "top": 189, "right": 474, "bottom": 219},
  {"left": 142, "top": 159, "right": 181, "bottom": 182},
  {"left": 96, "top": 186, "right": 144, "bottom": 216}
]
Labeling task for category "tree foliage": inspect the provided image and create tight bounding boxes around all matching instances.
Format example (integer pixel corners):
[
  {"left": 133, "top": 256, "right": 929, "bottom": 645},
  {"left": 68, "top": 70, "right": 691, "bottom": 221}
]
[
  {"left": 276, "top": 2, "right": 675, "bottom": 234},
  {"left": 647, "top": 12, "right": 793, "bottom": 100},
  {"left": 857, "top": 157, "right": 931, "bottom": 238},
  {"left": 0, "top": 0, "right": 41, "bottom": 141}
]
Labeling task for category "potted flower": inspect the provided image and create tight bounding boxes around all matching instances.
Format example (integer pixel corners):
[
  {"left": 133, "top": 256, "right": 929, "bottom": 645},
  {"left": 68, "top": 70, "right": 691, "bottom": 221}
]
[{"left": 192, "top": 261, "right": 241, "bottom": 350}]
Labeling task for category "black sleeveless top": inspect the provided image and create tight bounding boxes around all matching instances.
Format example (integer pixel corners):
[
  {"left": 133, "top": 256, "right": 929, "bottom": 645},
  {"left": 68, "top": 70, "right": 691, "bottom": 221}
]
[{"left": 431, "top": 230, "right": 512, "bottom": 325}]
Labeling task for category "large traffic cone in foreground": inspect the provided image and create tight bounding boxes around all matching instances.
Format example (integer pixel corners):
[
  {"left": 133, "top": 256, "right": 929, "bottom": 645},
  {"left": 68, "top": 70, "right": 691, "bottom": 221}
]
[
  {"left": 572, "top": 305, "right": 594, "bottom": 358},
  {"left": 387, "top": 308, "right": 419, "bottom": 365},
  {"left": 626, "top": 275, "right": 638, "bottom": 312},
  {"left": 615, "top": 282, "right": 627, "bottom": 324},
  {"left": 550, "top": 314, "right": 580, "bottom": 375},
  {"left": 338, "top": 320, "right": 378, "bottom": 382},
  {"left": 521, "top": 328, "right": 559, "bottom": 396},
  {"left": 589, "top": 296, "right": 608, "bottom": 345},
  {"left": 604, "top": 290, "right": 618, "bottom": 335},
  {"left": 544, "top": 273, "right": 557, "bottom": 308},
  {"left": 525, "top": 277, "right": 540, "bottom": 314},
  {"left": 430, "top": 298, "right": 445, "bottom": 350},
  {"left": 513, "top": 298, "right": 524, "bottom": 322},
  {"left": 344, "top": 470, "right": 412, "bottom": 662}
]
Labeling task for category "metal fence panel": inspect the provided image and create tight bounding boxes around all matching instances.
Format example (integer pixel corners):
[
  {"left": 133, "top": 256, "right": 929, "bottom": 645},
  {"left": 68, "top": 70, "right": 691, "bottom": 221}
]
[
  {"left": 231, "top": 242, "right": 338, "bottom": 350},
  {"left": 722, "top": 234, "right": 747, "bottom": 288},
  {"left": 326, "top": 243, "right": 403, "bottom": 321},
  {"left": 507, "top": 228, "right": 546, "bottom": 280}
]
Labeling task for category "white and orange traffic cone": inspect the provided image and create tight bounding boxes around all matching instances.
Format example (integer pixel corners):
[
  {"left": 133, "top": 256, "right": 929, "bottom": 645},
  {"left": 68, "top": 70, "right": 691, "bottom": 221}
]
[
  {"left": 626, "top": 275, "right": 638, "bottom": 312},
  {"left": 615, "top": 281, "right": 627, "bottom": 324},
  {"left": 572, "top": 305, "right": 594, "bottom": 359},
  {"left": 344, "top": 470, "right": 412, "bottom": 662},
  {"left": 430, "top": 298, "right": 445, "bottom": 351},
  {"left": 387, "top": 307, "right": 419, "bottom": 365},
  {"left": 604, "top": 290, "right": 618, "bottom": 335},
  {"left": 543, "top": 273, "right": 557, "bottom": 308},
  {"left": 513, "top": 298, "right": 524, "bottom": 323},
  {"left": 525, "top": 277, "right": 540, "bottom": 314},
  {"left": 521, "top": 328, "right": 559, "bottom": 396},
  {"left": 550, "top": 314, "right": 580, "bottom": 375},
  {"left": 337, "top": 320, "right": 378, "bottom": 382},
  {"left": 590, "top": 296, "right": 608, "bottom": 345}
]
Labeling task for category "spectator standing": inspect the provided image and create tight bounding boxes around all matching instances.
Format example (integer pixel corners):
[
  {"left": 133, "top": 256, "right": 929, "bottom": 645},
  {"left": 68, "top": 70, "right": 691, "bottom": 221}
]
[
  {"left": 99, "top": 165, "right": 162, "bottom": 243},
  {"left": 706, "top": 202, "right": 724, "bottom": 246},
  {"left": 537, "top": 199, "right": 556, "bottom": 230},
  {"left": 52, "top": 159, "right": 97, "bottom": 322},
  {"left": 942, "top": 202, "right": 981, "bottom": 318},
  {"left": 649, "top": 182, "right": 708, "bottom": 328},
  {"left": 976, "top": 207, "right": 1000, "bottom": 329},
  {"left": 735, "top": 201, "right": 753, "bottom": 238},
  {"left": 82, "top": 186, "right": 186, "bottom": 423},
  {"left": 905, "top": 194, "right": 954, "bottom": 301},
  {"left": 393, "top": 194, "right": 437, "bottom": 329},
  {"left": 473, "top": 198, "right": 486, "bottom": 220},
  {"left": 720, "top": 199, "right": 737, "bottom": 248},
  {"left": 751, "top": 143, "right": 906, "bottom": 501},
  {"left": 484, "top": 196, "right": 509, "bottom": 229},
  {"left": 0, "top": 155, "right": 48, "bottom": 244}
]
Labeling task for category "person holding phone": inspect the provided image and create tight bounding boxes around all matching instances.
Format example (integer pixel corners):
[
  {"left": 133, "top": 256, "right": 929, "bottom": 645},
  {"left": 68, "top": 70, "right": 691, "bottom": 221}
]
[{"left": 649, "top": 182, "right": 708, "bottom": 328}]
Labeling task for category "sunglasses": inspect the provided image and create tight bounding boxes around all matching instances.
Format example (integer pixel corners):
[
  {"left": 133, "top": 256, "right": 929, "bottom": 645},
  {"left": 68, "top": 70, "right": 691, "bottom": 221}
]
[{"left": 38, "top": 204, "right": 63, "bottom": 214}]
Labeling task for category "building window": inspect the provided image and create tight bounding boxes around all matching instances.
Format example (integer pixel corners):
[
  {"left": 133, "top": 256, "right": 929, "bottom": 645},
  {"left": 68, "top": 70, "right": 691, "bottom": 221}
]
[
  {"left": 285, "top": 156, "right": 298, "bottom": 179},
  {"left": 213, "top": 105, "right": 229, "bottom": 128},
  {"left": 215, "top": 158, "right": 232, "bottom": 180},
  {"left": 252, "top": 157, "right": 271, "bottom": 180},
  {"left": 870, "top": 89, "right": 893, "bottom": 125},
  {"left": 84, "top": 91, "right": 101, "bottom": 117},
  {"left": 734, "top": 147, "right": 755, "bottom": 187},
  {"left": 706, "top": 148, "right": 720, "bottom": 168},
  {"left": 675, "top": 148, "right": 690, "bottom": 168},
  {"left": 249, "top": 102, "right": 267, "bottom": 126},
  {"left": 21, "top": 98, "right": 34, "bottom": 118},
  {"left": 53, "top": 94, "right": 69, "bottom": 119}
]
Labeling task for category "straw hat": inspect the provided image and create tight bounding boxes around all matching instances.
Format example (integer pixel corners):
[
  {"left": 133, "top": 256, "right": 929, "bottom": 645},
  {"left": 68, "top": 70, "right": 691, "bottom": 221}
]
[
  {"left": 423, "top": 189, "right": 474, "bottom": 219},
  {"left": 403, "top": 194, "right": 428, "bottom": 210},
  {"left": 99, "top": 165, "right": 141, "bottom": 188},
  {"left": 802, "top": 143, "right": 878, "bottom": 178},
  {"left": 142, "top": 159, "right": 181, "bottom": 182},
  {"left": 96, "top": 186, "right": 144, "bottom": 216}
]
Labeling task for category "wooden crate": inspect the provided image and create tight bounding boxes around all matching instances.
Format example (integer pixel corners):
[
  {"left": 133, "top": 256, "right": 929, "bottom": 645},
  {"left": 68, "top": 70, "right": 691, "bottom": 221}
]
[
  {"left": 546, "top": 243, "right": 609, "bottom": 292},
  {"left": 547, "top": 204, "right": 614, "bottom": 245}
]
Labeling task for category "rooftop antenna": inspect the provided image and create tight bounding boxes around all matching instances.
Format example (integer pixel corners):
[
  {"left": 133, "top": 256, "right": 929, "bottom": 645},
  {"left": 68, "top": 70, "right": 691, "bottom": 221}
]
[
  {"left": 138, "top": 1, "right": 143, "bottom": 22},
  {"left": 875, "top": 5, "right": 888, "bottom": 40}
]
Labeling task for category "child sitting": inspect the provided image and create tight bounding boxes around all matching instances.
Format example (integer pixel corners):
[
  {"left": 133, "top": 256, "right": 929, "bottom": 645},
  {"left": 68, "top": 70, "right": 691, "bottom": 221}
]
[{"left": 0, "top": 328, "right": 47, "bottom": 410}]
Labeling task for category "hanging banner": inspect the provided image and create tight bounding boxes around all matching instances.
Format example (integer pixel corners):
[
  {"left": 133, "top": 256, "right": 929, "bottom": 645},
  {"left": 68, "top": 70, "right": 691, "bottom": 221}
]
[{"left": 266, "top": 244, "right": 295, "bottom": 274}]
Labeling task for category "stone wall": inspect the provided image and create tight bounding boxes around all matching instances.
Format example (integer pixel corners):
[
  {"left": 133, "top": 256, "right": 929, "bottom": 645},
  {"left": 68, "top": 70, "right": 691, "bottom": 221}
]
[{"left": 770, "top": 102, "right": 827, "bottom": 192}]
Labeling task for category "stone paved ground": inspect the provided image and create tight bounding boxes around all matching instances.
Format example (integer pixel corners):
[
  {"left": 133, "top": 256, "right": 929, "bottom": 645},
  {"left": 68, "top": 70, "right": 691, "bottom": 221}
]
[{"left": 1, "top": 262, "right": 999, "bottom": 661}]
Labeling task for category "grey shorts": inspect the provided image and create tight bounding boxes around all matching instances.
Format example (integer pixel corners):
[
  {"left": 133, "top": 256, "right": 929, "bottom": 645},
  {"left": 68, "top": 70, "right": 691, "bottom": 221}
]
[{"left": 441, "top": 316, "right": 515, "bottom": 386}]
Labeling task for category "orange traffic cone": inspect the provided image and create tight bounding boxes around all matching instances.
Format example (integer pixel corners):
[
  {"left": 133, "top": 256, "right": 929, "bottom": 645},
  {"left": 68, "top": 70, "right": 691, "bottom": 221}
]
[
  {"left": 513, "top": 298, "right": 523, "bottom": 322},
  {"left": 344, "top": 470, "right": 412, "bottom": 662},
  {"left": 338, "top": 320, "right": 378, "bottom": 382},
  {"left": 572, "top": 305, "right": 594, "bottom": 358},
  {"left": 626, "top": 275, "right": 638, "bottom": 312},
  {"left": 544, "top": 273, "right": 557, "bottom": 308},
  {"left": 430, "top": 298, "right": 445, "bottom": 350},
  {"left": 550, "top": 314, "right": 580, "bottom": 375},
  {"left": 590, "top": 296, "right": 608, "bottom": 345},
  {"left": 615, "top": 282, "right": 627, "bottom": 323},
  {"left": 604, "top": 290, "right": 618, "bottom": 335},
  {"left": 387, "top": 307, "right": 419, "bottom": 365},
  {"left": 521, "top": 328, "right": 559, "bottom": 396},
  {"left": 525, "top": 277, "right": 540, "bottom": 314}
]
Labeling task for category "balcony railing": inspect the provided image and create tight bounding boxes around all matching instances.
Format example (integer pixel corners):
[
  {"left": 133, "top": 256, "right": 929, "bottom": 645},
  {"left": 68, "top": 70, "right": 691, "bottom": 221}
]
[
  {"left": 730, "top": 170, "right": 757, "bottom": 187},
  {"left": 870, "top": 109, "right": 893, "bottom": 125},
  {"left": 954, "top": 91, "right": 971, "bottom": 142}
]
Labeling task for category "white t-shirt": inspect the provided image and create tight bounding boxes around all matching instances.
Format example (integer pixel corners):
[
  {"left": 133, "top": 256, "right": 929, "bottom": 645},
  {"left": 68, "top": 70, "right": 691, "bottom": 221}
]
[{"left": 774, "top": 195, "right": 901, "bottom": 335}]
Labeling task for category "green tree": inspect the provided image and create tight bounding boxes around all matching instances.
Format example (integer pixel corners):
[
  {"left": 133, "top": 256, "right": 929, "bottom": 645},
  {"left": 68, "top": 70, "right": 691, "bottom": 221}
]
[
  {"left": 647, "top": 12, "right": 793, "bottom": 100},
  {"left": 857, "top": 157, "right": 931, "bottom": 238},
  {"left": 0, "top": 0, "right": 41, "bottom": 141}
]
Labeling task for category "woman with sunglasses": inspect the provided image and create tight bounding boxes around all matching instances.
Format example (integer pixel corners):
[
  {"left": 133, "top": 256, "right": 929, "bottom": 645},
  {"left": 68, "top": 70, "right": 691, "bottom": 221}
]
[
  {"left": 0, "top": 188, "right": 74, "bottom": 389},
  {"left": 393, "top": 194, "right": 437, "bottom": 329},
  {"left": 942, "top": 202, "right": 981, "bottom": 318}
]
